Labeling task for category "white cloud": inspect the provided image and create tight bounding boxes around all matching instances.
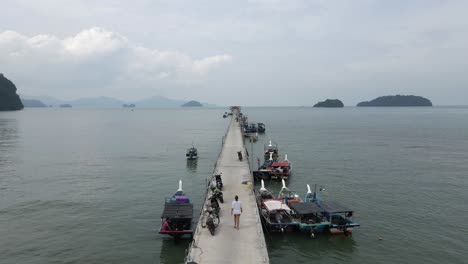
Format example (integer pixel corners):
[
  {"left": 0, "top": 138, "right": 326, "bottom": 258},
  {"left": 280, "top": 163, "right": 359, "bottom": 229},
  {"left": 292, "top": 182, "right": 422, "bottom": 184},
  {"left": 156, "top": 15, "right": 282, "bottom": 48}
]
[
  {"left": 0, "top": 27, "right": 232, "bottom": 99},
  {"left": 63, "top": 27, "right": 128, "bottom": 57}
]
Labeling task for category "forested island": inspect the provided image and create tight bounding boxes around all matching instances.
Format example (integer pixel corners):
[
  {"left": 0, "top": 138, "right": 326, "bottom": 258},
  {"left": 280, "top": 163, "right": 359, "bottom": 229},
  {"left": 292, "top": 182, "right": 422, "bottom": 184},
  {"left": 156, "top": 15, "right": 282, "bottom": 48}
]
[
  {"left": 181, "top": 100, "right": 203, "bottom": 107},
  {"left": 314, "top": 99, "right": 344, "bottom": 108},
  {"left": 357, "top": 95, "right": 432, "bottom": 107},
  {"left": 0, "top": 74, "right": 24, "bottom": 111}
]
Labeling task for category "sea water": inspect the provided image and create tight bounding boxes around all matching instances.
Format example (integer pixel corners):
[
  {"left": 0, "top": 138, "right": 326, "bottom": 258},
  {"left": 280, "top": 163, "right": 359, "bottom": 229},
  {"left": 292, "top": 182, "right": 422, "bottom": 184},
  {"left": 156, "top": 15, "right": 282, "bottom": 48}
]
[{"left": 1, "top": 107, "right": 467, "bottom": 264}]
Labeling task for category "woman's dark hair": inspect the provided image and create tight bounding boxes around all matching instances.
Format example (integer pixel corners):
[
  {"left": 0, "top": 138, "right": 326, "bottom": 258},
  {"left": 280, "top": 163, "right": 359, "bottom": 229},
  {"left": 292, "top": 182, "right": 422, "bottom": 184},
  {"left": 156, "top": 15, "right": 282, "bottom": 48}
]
[{"left": 235, "top": 195, "right": 239, "bottom": 201}]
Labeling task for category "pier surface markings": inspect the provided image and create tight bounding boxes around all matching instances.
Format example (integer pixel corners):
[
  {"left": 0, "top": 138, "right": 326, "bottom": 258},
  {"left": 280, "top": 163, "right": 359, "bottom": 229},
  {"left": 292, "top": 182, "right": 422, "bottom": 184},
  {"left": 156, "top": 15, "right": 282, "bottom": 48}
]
[{"left": 186, "top": 111, "right": 269, "bottom": 264}]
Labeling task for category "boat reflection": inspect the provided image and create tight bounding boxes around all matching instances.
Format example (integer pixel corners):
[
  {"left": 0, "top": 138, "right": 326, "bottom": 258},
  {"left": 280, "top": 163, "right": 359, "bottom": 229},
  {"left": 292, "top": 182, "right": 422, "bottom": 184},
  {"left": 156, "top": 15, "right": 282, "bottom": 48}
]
[
  {"left": 186, "top": 159, "right": 198, "bottom": 173},
  {"left": 0, "top": 118, "right": 19, "bottom": 167},
  {"left": 159, "top": 238, "right": 191, "bottom": 264},
  {"left": 266, "top": 232, "right": 357, "bottom": 261}
]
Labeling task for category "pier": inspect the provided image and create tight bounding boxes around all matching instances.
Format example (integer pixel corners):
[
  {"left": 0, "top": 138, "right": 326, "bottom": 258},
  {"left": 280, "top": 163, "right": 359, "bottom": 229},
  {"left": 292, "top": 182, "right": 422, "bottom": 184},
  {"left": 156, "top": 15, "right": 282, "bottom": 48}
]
[{"left": 185, "top": 110, "right": 269, "bottom": 263}]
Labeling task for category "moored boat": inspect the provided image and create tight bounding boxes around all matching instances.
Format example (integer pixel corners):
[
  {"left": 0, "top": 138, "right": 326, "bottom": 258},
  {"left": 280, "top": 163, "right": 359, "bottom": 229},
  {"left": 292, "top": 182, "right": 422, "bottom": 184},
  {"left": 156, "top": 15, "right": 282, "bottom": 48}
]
[
  {"left": 316, "top": 200, "right": 360, "bottom": 235},
  {"left": 257, "top": 123, "right": 266, "bottom": 133},
  {"left": 288, "top": 184, "right": 330, "bottom": 236},
  {"left": 269, "top": 154, "right": 292, "bottom": 180},
  {"left": 257, "top": 180, "right": 298, "bottom": 232},
  {"left": 243, "top": 123, "right": 258, "bottom": 133},
  {"left": 263, "top": 140, "right": 278, "bottom": 161},
  {"left": 186, "top": 146, "right": 198, "bottom": 160},
  {"left": 255, "top": 153, "right": 292, "bottom": 181},
  {"left": 259, "top": 199, "right": 298, "bottom": 232},
  {"left": 159, "top": 180, "right": 194, "bottom": 238},
  {"left": 303, "top": 184, "right": 360, "bottom": 235},
  {"left": 278, "top": 179, "right": 300, "bottom": 204}
]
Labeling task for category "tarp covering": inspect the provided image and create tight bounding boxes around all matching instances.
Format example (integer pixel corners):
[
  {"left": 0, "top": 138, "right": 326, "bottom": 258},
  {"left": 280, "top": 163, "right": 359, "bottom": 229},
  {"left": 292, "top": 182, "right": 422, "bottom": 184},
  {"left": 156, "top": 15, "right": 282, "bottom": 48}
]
[
  {"left": 318, "top": 201, "right": 351, "bottom": 213},
  {"left": 161, "top": 202, "right": 193, "bottom": 218},
  {"left": 289, "top": 202, "right": 324, "bottom": 215},
  {"left": 272, "top": 161, "right": 290, "bottom": 167},
  {"left": 263, "top": 199, "right": 291, "bottom": 212}
]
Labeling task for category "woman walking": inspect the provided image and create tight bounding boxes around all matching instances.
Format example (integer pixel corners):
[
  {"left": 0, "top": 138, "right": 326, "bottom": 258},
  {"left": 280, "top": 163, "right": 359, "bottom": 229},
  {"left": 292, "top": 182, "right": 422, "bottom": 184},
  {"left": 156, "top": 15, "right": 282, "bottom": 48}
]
[{"left": 231, "top": 195, "right": 243, "bottom": 229}]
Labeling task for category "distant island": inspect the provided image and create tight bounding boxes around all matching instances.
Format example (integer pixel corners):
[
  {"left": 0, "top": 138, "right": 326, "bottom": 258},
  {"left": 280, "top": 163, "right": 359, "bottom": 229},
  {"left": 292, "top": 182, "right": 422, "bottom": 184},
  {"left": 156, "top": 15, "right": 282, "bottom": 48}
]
[
  {"left": 22, "top": 99, "right": 47, "bottom": 108},
  {"left": 19, "top": 95, "right": 214, "bottom": 108},
  {"left": 0, "top": 73, "right": 24, "bottom": 111},
  {"left": 181, "top": 100, "right": 203, "bottom": 107},
  {"left": 122, "top": 104, "right": 136, "bottom": 108},
  {"left": 314, "top": 99, "right": 344, "bottom": 108},
  {"left": 357, "top": 95, "right": 432, "bottom": 107},
  {"left": 60, "top": 104, "right": 72, "bottom": 108}
]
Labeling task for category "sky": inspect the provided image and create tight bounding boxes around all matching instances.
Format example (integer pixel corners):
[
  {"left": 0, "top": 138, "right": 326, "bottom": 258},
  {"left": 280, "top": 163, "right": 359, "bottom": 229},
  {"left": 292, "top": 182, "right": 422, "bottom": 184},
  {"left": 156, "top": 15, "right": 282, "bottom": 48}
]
[{"left": 1, "top": 0, "right": 468, "bottom": 106}]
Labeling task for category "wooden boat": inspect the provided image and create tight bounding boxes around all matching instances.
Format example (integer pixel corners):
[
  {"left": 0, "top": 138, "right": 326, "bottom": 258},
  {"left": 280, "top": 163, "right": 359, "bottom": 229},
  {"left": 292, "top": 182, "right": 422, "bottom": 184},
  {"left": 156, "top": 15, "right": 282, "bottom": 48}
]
[
  {"left": 243, "top": 123, "right": 258, "bottom": 133},
  {"left": 255, "top": 153, "right": 292, "bottom": 181},
  {"left": 257, "top": 180, "right": 298, "bottom": 232},
  {"left": 316, "top": 200, "right": 360, "bottom": 235},
  {"left": 263, "top": 140, "right": 278, "bottom": 161},
  {"left": 257, "top": 123, "right": 266, "bottom": 133},
  {"left": 278, "top": 179, "right": 300, "bottom": 204},
  {"left": 186, "top": 146, "right": 198, "bottom": 160},
  {"left": 269, "top": 154, "right": 292, "bottom": 180},
  {"left": 159, "top": 180, "right": 194, "bottom": 238},
  {"left": 301, "top": 184, "right": 359, "bottom": 235},
  {"left": 288, "top": 184, "right": 330, "bottom": 236}
]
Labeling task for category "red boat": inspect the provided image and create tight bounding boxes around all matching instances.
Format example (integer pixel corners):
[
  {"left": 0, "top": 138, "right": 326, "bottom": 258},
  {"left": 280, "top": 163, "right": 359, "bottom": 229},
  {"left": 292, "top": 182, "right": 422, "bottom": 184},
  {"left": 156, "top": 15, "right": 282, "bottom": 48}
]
[
  {"left": 159, "top": 180, "right": 194, "bottom": 238},
  {"left": 270, "top": 157, "right": 292, "bottom": 180}
]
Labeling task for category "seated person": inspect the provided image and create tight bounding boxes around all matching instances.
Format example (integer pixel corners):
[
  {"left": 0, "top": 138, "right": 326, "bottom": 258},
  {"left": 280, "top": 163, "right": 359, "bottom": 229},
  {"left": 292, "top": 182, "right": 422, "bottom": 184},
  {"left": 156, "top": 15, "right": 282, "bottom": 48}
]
[{"left": 162, "top": 218, "right": 172, "bottom": 231}]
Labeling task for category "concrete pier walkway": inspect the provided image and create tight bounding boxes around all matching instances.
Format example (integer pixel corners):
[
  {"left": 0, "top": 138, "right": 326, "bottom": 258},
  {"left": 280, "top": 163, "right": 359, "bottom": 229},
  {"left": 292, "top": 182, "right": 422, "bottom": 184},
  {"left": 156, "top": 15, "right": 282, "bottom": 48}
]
[{"left": 185, "top": 112, "right": 269, "bottom": 264}]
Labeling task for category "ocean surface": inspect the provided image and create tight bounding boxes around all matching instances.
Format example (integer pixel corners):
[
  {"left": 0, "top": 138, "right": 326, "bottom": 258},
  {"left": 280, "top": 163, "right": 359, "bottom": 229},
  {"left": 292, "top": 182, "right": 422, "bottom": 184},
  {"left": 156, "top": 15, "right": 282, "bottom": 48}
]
[{"left": 1, "top": 107, "right": 467, "bottom": 264}]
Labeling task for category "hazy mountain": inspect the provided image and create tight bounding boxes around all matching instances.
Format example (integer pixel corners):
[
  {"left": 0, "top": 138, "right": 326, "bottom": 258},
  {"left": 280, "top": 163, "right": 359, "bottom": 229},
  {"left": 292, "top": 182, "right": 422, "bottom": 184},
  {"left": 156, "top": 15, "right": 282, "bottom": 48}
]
[
  {"left": 22, "top": 99, "right": 47, "bottom": 108},
  {"left": 69, "top": 96, "right": 125, "bottom": 108},
  {"left": 20, "top": 95, "right": 65, "bottom": 106},
  {"left": 133, "top": 96, "right": 187, "bottom": 108},
  {"left": 20, "top": 95, "right": 215, "bottom": 108}
]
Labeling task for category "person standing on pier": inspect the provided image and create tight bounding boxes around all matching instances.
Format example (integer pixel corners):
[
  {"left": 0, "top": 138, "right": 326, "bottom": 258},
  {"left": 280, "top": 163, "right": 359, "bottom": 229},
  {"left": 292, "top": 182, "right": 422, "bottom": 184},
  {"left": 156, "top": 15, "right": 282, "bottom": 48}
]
[{"left": 231, "top": 195, "right": 243, "bottom": 229}]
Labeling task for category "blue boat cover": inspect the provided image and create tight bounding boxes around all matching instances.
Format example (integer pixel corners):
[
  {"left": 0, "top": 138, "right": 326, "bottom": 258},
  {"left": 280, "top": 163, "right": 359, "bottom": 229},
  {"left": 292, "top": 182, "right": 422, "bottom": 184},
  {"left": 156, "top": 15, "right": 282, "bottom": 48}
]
[{"left": 289, "top": 202, "right": 324, "bottom": 215}]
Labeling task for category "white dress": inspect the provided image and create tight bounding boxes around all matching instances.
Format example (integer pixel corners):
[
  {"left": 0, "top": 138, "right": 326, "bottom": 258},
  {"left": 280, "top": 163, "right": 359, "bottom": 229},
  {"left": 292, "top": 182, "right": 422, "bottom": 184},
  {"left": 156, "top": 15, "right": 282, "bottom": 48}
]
[{"left": 232, "top": 200, "right": 242, "bottom": 215}]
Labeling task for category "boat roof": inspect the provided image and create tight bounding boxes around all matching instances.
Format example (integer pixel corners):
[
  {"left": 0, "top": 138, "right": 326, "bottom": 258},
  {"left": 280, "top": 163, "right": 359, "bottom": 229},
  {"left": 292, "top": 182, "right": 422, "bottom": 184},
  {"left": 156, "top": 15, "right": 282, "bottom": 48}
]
[
  {"left": 318, "top": 201, "right": 352, "bottom": 213},
  {"left": 263, "top": 199, "right": 291, "bottom": 212},
  {"left": 272, "top": 161, "right": 290, "bottom": 167},
  {"left": 289, "top": 202, "right": 324, "bottom": 215},
  {"left": 265, "top": 146, "right": 277, "bottom": 150},
  {"left": 161, "top": 202, "right": 193, "bottom": 218}
]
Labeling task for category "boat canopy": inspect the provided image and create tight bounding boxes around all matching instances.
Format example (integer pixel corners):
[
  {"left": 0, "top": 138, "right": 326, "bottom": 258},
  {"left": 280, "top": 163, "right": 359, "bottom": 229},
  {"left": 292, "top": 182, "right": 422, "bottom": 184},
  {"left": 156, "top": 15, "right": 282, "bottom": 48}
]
[
  {"left": 263, "top": 199, "right": 291, "bottom": 212},
  {"left": 318, "top": 201, "right": 352, "bottom": 213},
  {"left": 272, "top": 161, "right": 290, "bottom": 167},
  {"left": 161, "top": 202, "right": 193, "bottom": 218},
  {"left": 289, "top": 202, "right": 324, "bottom": 215}
]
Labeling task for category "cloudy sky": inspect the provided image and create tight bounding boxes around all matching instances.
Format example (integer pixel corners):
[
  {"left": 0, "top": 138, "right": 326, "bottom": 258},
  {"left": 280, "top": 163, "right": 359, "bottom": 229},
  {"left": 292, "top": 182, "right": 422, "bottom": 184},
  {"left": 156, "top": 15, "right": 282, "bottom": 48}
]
[{"left": 1, "top": 0, "right": 468, "bottom": 106}]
